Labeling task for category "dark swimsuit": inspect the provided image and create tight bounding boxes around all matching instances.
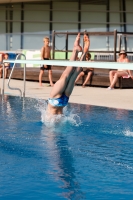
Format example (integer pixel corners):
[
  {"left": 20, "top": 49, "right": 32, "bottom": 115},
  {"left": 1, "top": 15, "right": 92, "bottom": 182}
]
[
  {"left": 81, "top": 68, "right": 94, "bottom": 75},
  {"left": 40, "top": 58, "right": 51, "bottom": 70}
]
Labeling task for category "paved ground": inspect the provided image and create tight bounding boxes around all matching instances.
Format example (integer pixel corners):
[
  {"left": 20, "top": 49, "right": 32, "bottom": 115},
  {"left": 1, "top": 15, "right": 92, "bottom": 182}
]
[{"left": 0, "top": 79, "right": 133, "bottom": 110}]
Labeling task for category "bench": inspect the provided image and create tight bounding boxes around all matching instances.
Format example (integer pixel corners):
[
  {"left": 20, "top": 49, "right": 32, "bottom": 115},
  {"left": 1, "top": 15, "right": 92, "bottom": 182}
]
[
  {"left": 76, "top": 68, "right": 120, "bottom": 88},
  {"left": 119, "top": 77, "right": 133, "bottom": 88},
  {"left": 83, "top": 68, "right": 133, "bottom": 88},
  {"left": 6, "top": 66, "right": 133, "bottom": 89},
  {"left": 7, "top": 66, "right": 83, "bottom": 85}
]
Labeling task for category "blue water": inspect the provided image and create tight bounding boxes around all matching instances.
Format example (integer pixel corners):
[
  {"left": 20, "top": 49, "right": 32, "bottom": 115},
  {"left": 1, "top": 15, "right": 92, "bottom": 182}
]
[{"left": 0, "top": 95, "right": 133, "bottom": 200}]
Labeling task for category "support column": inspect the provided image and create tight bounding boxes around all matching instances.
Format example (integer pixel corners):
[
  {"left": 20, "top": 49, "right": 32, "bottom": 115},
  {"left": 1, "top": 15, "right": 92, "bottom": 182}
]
[
  {"left": 21, "top": 3, "right": 24, "bottom": 49},
  {"left": 122, "top": 0, "right": 127, "bottom": 51}
]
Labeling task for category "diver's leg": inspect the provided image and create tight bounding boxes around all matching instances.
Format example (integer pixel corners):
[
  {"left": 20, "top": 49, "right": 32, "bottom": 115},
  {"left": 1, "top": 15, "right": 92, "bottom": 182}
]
[
  {"left": 49, "top": 50, "right": 78, "bottom": 98},
  {"left": 64, "top": 53, "right": 87, "bottom": 96},
  {"left": 49, "top": 33, "right": 82, "bottom": 98},
  {"left": 64, "top": 67, "right": 82, "bottom": 96},
  {"left": 64, "top": 36, "right": 90, "bottom": 96}
]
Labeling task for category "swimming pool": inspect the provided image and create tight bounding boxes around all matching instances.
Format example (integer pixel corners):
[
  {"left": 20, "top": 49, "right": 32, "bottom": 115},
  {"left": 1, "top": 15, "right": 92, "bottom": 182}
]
[{"left": 0, "top": 95, "right": 133, "bottom": 200}]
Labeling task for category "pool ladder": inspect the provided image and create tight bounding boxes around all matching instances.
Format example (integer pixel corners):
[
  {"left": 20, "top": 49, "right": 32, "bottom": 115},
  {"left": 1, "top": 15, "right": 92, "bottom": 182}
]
[{"left": 2, "top": 53, "right": 26, "bottom": 97}]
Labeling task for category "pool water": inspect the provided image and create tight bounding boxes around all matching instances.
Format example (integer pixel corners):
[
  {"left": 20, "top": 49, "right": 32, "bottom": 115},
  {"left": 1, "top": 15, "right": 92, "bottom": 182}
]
[{"left": 0, "top": 95, "right": 133, "bottom": 200}]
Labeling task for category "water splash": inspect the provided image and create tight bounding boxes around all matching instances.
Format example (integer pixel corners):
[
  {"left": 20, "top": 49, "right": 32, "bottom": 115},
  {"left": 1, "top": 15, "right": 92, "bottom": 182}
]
[
  {"left": 36, "top": 99, "right": 81, "bottom": 127},
  {"left": 124, "top": 129, "right": 133, "bottom": 137}
]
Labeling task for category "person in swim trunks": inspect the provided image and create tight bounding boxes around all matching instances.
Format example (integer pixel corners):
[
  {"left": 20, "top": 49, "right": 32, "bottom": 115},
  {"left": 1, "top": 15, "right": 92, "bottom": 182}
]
[
  {"left": 47, "top": 33, "right": 90, "bottom": 116},
  {"left": 108, "top": 50, "right": 133, "bottom": 90},
  {"left": 39, "top": 37, "right": 54, "bottom": 87},
  {"left": 40, "top": 58, "right": 51, "bottom": 71}
]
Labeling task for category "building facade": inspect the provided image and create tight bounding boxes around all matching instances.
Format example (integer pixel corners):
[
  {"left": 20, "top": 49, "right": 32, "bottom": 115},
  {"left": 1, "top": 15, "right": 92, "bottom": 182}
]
[{"left": 0, "top": 0, "right": 133, "bottom": 52}]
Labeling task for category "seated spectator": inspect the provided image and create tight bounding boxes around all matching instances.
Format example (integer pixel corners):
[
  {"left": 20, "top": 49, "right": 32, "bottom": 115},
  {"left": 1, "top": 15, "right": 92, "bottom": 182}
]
[
  {"left": 0, "top": 53, "right": 10, "bottom": 79},
  {"left": 0, "top": 53, "right": 5, "bottom": 65},
  {"left": 0, "top": 53, "right": 4, "bottom": 78},
  {"left": 108, "top": 50, "right": 133, "bottom": 90},
  {"left": 75, "top": 52, "right": 94, "bottom": 87}
]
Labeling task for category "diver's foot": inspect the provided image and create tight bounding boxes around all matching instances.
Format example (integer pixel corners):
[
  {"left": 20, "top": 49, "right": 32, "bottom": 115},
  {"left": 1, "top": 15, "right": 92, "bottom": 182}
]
[
  {"left": 73, "top": 33, "right": 82, "bottom": 52},
  {"left": 74, "top": 33, "right": 80, "bottom": 46},
  {"left": 73, "top": 45, "right": 82, "bottom": 52}
]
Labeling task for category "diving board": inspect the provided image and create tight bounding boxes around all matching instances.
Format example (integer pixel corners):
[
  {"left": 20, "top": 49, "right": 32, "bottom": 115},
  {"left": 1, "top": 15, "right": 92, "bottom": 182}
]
[{"left": 3, "top": 59, "right": 133, "bottom": 70}]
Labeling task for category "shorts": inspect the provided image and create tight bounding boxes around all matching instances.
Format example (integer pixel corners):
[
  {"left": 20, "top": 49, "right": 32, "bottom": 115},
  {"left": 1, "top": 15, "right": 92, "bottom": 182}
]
[
  {"left": 48, "top": 93, "right": 69, "bottom": 107},
  {"left": 82, "top": 68, "right": 93, "bottom": 75},
  {"left": 40, "top": 58, "right": 51, "bottom": 71},
  {"left": 4, "top": 66, "right": 9, "bottom": 69}
]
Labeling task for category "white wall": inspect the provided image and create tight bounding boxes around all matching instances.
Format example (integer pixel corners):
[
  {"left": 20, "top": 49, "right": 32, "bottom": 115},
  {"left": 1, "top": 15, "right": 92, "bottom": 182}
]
[
  {"left": 12, "top": 4, "right": 21, "bottom": 50},
  {"left": 0, "top": 1, "right": 133, "bottom": 52},
  {"left": 52, "top": 2, "right": 78, "bottom": 50},
  {"left": 23, "top": 3, "right": 50, "bottom": 49},
  {"left": 109, "top": 0, "right": 121, "bottom": 32},
  {"left": 0, "top": 7, "right": 6, "bottom": 50}
]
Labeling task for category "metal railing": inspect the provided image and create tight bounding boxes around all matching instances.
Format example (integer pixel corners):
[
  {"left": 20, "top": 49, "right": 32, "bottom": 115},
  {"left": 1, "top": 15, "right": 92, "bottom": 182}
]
[{"left": 2, "top": 53, "right": 26, "bottom": 97}]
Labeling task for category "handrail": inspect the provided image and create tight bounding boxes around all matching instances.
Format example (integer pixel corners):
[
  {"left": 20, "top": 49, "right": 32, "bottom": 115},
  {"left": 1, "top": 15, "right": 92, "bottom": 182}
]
[{"left": 2, "top": 53, "right": 26, "bottom": 97}]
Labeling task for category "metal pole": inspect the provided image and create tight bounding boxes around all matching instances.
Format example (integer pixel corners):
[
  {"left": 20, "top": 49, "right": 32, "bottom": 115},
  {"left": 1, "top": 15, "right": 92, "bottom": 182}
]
[
  {"left": 52, "top": 30, "right": 55, "bottom": 59},
  {"left": 7, "top": 53, "right": 26, "bottom": 97},
  {"left": 114, "top": 29, "right": 117, "bottom": 61},
  {"left": 2, "top": 64, "right": 5, "bottom": 96},
  {"left": 78, "top": 0, "right": 81, "bottom": 32},
  {"left": 23, "top": 63, "right": 26, "bottom": 97},
  {"left": 118, "top": 34, "right": 122, "bottom": 52},
  {"left": 65, "top": 32, "right": 68, "bottom": 60},
  {"left": 7, "top": 64, "right": 22, "bottom": 97}
]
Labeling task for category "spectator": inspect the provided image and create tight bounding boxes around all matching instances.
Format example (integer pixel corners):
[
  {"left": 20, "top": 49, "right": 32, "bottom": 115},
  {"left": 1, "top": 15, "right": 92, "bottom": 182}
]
[
  {"left": 108, "top": 50, "right": 133, "bottom": 90},
  {"left": 75, "top": 52, "right": 94, "bottom": 87},
  {"left": 0, "top": 53, "right": 5, "bottom": 67},
  {"left": 0, "top": 53, "right": 10, "bottom": 79},
  {"left": 83, "top": 32, "right": 90, "bottom": 52},
  {"left": 39, "top": 37, "right": 54, "bottom": 87}
]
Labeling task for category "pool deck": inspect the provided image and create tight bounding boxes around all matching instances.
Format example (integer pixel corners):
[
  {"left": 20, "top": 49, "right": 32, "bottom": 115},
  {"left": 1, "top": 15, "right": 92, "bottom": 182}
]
[{"left": 0, "top": 79, "right": 133, "bottom": 110}]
